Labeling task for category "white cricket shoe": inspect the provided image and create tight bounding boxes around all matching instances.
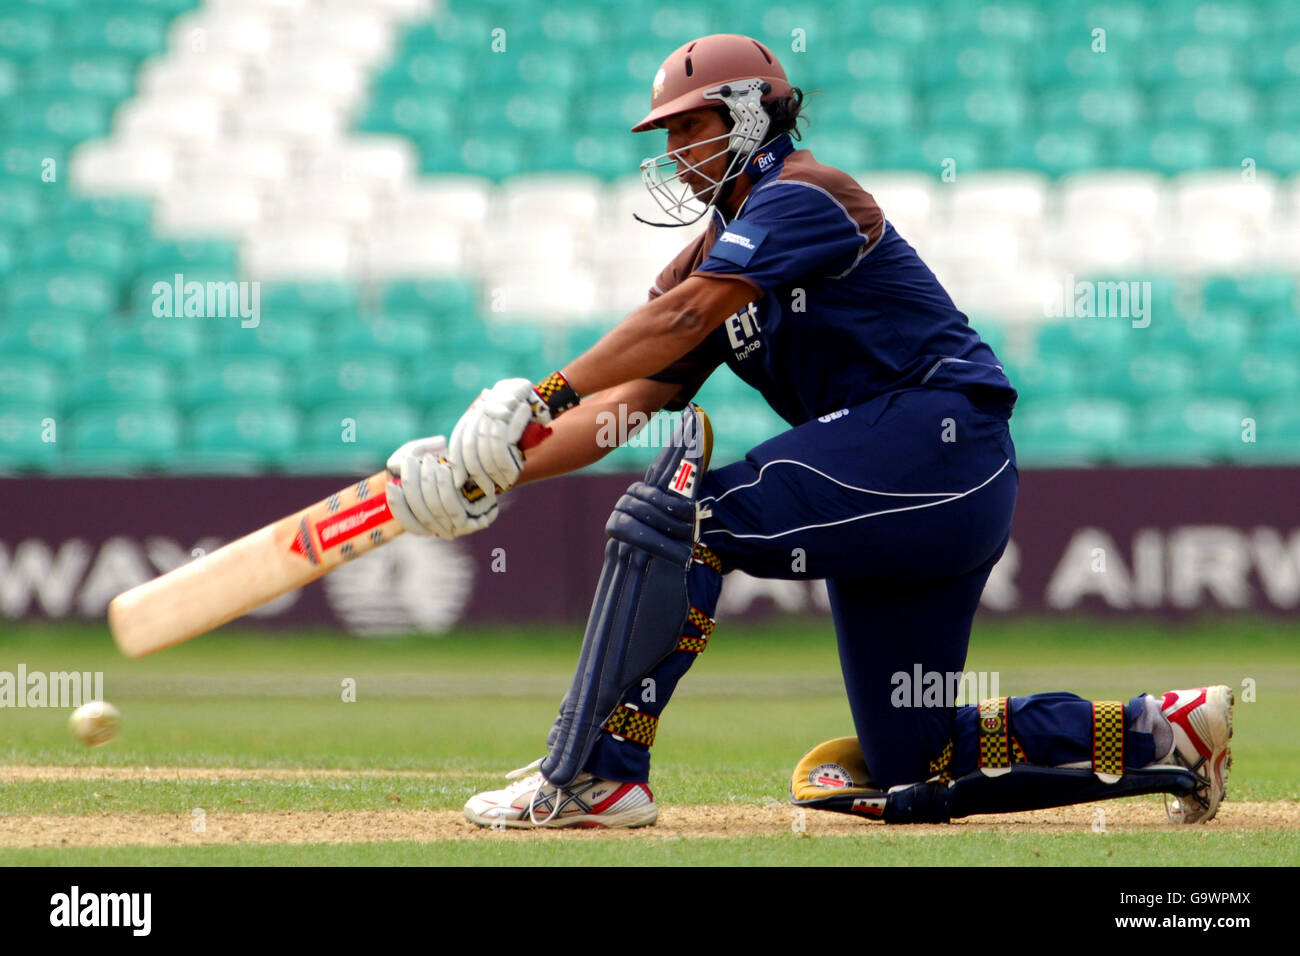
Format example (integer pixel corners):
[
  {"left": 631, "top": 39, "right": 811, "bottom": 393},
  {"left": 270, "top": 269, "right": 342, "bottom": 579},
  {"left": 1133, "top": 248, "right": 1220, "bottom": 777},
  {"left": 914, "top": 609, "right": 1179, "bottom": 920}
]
[
  {"left": 464, "top": 760, "right": 658, "bottom": 829},
  {"left": 1159, "top": 685, "right": 1234, "bottom": 823}
]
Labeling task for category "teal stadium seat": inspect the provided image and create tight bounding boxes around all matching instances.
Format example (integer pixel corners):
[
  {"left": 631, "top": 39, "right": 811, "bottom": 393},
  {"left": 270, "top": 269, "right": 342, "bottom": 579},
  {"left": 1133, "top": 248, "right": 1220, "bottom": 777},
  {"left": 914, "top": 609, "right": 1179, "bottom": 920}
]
[
  {"left": 1146, "top": 311, "right": 1250, "bottom": 359},
  {"left": 5, "top": 93, "right": 111, "bottom": 142},
  {"left": 296, "top": 355, "right": 401, "bottom": 410},
  {"left": 177, "top": 356, "right": 286, "bottom": 411},
  {"left": 67, "top": 404, "right": 182, "bottom": 473},
  {"left": 1002, "top": 353, "right": 1088, "bottom": 402},
  {"left": 0, "top": 9, "right": 55, "bottom": 61},
  {"left": 67, "top": 356, "right": 172, "bottom": 409},
  {"left": 0, "top": 181, "right": 43, "bottom": 229},
  {"left": 303, "top": 403, "right": 421, "bottom": 460},
  {"left": 184, "top": 403, "right": 299, "bottom": 472},
  {"left": 1253, "top": 402, "right": 1300, "bottom": 464},
  {"left": 1090, "top": 351, "right": 1197, "bottom": 402},
  {"left": 24, "top": 53, "right": 135, "bottom": 99},
  {"left": 379, "top": 278, "right": 479, "bottom": 319},
  {"left": 1011, "top": 397, "right": 1131, "bottom": 466},
  {"left": 0, "top": 358, "right": 58, "bottom": 408},
  {"left": 211, "top": 312, "right": 319, "bottom": 360},
  {"left": 0, "top": 313, "right": 89, "bottom": 365},
  {"left": 1202, "top": 274, "right": 1297, "bottom": 324},
  {"left": 1130, "top": 398, "right": 1252, "bottom": 463},
  {"left": 102, "top": 317, "right": 204, "bottom": 362},
  {"left": 0, "top": 405, "right": 58, "bottom": 472},
  {"left": 21, "top": 220, "right": 132, "bottom": 272},
  {"left": 1202, "top": 352, "right": 1300, "bottom": 403},
  {"left": 1035, "top": 318, "right": 1135, "bottom": 363},
  {"left": 64, "top": 11, "right": 169, "bottom": 58},
  {"left": 328, "top": 314, "right": 436, "bottom": 359}
]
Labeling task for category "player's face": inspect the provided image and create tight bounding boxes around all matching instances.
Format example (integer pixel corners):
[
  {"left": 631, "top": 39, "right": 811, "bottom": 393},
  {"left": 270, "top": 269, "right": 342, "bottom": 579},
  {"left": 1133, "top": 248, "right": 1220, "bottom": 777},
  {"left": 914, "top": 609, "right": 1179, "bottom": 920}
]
[{"left": 662, "top": 109, "right": 731, "bottom": 198}]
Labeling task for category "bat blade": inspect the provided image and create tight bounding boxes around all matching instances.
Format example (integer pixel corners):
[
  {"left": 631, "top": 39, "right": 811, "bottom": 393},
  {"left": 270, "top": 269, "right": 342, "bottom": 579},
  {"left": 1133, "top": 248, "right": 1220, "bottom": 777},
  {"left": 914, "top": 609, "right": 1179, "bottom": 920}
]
[
  {"left": 107, "top": 422, "right": 552, "bottom": 659},
  {"left": 109, "top": 471, "right": 403, "bottom": 658}
]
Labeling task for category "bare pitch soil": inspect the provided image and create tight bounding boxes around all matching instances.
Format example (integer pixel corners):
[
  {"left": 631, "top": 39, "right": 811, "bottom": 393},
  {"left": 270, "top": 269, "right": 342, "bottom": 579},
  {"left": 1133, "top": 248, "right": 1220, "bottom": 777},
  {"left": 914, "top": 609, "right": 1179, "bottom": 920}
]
[{"left": 1, "top": 767, "right": 1295, "bottom": 847}]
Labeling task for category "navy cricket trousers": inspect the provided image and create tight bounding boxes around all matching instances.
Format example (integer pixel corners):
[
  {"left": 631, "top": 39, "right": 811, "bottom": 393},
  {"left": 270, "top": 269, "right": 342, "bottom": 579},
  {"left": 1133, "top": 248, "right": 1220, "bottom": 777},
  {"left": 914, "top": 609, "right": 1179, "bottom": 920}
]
[{"left": 584, "top": 387, "right": 1158, "bottom": 786}]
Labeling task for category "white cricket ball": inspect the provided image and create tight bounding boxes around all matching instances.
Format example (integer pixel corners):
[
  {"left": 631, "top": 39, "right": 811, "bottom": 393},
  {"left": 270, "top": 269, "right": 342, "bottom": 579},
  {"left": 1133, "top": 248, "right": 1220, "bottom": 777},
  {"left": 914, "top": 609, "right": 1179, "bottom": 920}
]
[{"left": 68, "top": 700, "right": 120, "bottom": 747}]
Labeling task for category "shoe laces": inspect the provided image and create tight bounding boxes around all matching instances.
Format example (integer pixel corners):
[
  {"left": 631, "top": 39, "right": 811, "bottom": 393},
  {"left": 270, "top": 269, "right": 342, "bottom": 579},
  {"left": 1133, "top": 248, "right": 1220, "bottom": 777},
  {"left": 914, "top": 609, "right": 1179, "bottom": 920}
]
[{"left": 503, "top": 756, "right": 564, "bottom": 826}]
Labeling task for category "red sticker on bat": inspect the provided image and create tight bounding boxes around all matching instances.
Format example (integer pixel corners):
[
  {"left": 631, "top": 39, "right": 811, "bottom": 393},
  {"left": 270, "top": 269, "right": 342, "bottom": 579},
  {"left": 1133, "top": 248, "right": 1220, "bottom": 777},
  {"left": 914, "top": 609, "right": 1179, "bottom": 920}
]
[{"left": 314, "top": 498, "right": 392, "bottom": 550}]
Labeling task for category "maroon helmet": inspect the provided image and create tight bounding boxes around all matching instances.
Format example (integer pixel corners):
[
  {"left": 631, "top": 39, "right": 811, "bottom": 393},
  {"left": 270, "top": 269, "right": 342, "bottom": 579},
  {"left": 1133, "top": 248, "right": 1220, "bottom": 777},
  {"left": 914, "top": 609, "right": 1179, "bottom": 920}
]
[{"left": 633, "top": 35, "right": 794, "bottom": 225}]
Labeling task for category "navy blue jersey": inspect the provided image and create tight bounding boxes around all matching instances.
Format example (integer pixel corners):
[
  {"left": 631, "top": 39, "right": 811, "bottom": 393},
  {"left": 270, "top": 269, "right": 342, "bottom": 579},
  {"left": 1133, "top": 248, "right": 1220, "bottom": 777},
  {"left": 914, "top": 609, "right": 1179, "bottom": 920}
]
[{"left": 648, "top": 133, "right": 1017, "bottom": 425}]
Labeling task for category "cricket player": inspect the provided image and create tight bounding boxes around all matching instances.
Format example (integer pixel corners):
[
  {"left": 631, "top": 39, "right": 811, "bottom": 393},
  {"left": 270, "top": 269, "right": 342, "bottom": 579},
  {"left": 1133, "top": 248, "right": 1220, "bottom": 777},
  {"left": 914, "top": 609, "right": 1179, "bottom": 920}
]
[{"left": 386, "top": 35, "right": 1232, "bottom": 827}]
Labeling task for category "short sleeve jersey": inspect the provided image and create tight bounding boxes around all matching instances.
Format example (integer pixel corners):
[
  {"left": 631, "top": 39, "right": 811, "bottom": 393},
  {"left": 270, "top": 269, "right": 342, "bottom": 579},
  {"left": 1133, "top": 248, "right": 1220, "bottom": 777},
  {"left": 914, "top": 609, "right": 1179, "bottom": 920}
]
[{"left": 647, "top": 133, "right": 1017, "bottom": 425}]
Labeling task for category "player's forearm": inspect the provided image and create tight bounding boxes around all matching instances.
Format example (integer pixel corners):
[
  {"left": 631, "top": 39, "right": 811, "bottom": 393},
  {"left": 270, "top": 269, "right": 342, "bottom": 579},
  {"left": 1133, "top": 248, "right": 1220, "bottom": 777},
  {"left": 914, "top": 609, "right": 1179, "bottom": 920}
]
[
  {"left": 560, "top": 275, "right": 755, "bottom": 397},
  {"left": 516, "top": 395, "right": 621, "bottom": 484}
]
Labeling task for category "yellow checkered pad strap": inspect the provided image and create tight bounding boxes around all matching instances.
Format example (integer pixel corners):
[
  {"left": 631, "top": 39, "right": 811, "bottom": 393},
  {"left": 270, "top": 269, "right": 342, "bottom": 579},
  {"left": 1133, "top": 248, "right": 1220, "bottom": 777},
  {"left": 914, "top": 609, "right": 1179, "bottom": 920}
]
[
  {"left": 1092, "top": 700, "right": 1125, "bottom": 777},
  {"left": 928, "top": 739, "right": 954, "bottom": 783},
  {"left": 603, "top": 705, "right": 658, "bottom": 747},
  {"left": 677, "top": 635, "right": 708, "bottom": 654},
  {"left": 692, "top": 543, "right": 723, "bottom": 573},
  {"left": 978, "top": 697, "right": 1011, "bottom": 770},
  {"left": 686, "top": 606, "right": 715, "bottom": 636}
]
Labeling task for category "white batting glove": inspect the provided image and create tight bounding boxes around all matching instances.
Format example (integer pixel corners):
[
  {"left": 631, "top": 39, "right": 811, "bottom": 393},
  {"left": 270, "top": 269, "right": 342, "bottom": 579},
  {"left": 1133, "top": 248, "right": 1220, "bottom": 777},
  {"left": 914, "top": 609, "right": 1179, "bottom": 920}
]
[
  {"left": 384, "top": 435, "right": 498, "bottom": 539},
  {"left": 447, "top": 377, "right": 550, "bottom": 493}
]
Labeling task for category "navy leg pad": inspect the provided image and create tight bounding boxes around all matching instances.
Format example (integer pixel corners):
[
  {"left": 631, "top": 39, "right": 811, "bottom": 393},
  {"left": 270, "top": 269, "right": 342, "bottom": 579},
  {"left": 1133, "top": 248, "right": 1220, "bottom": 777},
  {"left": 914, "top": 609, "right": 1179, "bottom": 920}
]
[{"left": 540, "top": 405, "right": 710, "bottom": 787}]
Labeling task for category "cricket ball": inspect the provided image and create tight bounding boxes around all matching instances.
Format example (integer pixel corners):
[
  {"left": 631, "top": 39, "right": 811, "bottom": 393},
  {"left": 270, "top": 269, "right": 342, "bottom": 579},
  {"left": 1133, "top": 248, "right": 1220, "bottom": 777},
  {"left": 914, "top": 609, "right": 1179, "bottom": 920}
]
[{"left": 69, "top": 700, "right": 120, "bottom": 747}]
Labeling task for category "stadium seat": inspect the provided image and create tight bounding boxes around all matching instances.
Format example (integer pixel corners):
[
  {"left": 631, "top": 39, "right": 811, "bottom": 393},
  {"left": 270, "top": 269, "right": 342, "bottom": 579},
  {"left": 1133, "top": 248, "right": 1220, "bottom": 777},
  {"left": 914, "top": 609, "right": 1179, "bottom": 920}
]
[
  {"left": 1202, "top": 352, "right": 1300, "bottom": 402},
  {"left": 67, "top": 357, "right": 172, "bottom": 409},
  {"left": 211, "top": 313, "right": 319, "bottom": 360},
  {"left": 296, "top": 355, "right": 401, "bottom": 410},
  {"left": 0, "top": 314, "right": 89, "bottom": 365},
  {"left": 1091, "top": 351, "right": 1198, "bottom": 402},
  {"left": 20, "top": 220, "right": 132, "bottom": 273},
  {"left": 0, "top": 358, "right": 58, "bottom": 408},
  {"left": 327, "top": 314, "right": 436, "bottom": 359},
  {"left": 1010, "top": 397, "right": 1132, "bottom": 465},
  {"left": 302, "top": 402, "right": 421, "bottom": 460},
  {"left": 67, "top": 403, "right": 182, "bottom": 473},
  {"left": 1130, "top": 397, "right": 1253, "bottom": 463},
  {"left": 1253, "top": 400, "right": 1300, "bottom": 463},
  {"left": 0, "top": 404, "right": 58, "bottom": 472},
  {"left": 186, "top": 402, "right": 299, "bottom": 470},
  {"left": 260, "top": 280, "right": 360, "bottom": 318},
  {"left": 176, "top": 356, "right": 287, "bottom": 411},
  {"left": 101, "top": 317, "right": 204, "bottom": 362}
]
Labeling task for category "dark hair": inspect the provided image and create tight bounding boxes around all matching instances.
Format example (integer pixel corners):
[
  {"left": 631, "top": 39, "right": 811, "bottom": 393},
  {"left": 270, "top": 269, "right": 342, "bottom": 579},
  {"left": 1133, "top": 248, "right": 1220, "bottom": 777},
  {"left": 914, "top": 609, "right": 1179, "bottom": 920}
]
[{"left": 765, "top": 87, "right": 809, "bottom": 141}]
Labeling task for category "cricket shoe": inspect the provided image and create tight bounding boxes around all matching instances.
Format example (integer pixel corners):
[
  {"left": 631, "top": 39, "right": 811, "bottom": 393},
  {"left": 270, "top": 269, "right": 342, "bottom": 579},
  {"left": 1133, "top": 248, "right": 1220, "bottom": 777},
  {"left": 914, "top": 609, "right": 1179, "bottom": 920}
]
[
  {"left": 1158, "top": 685, "right": 1233, "bottom": 824},
  {"left": 464, "top": 759, "right": 658, "bottom": 829}
]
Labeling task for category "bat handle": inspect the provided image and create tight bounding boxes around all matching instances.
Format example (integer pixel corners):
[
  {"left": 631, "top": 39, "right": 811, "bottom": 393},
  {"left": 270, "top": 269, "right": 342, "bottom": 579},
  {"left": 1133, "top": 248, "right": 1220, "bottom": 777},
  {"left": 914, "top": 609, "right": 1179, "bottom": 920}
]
[{"left": 460, "top": 421, "right": 552, "bottom": 497}]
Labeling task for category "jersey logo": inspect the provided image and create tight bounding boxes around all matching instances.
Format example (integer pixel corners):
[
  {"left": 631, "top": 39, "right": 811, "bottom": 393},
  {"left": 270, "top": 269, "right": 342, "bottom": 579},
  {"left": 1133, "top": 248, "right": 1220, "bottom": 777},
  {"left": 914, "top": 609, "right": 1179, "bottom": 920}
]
[
  {"left": 669, "top": 461, "right": 697, "bottom": 497},
  {"left": 710, "top": 219, "right": 768, "bottom": 266},
  {"left": 725, "top": 302, "right": 763, "bottom": 360}
]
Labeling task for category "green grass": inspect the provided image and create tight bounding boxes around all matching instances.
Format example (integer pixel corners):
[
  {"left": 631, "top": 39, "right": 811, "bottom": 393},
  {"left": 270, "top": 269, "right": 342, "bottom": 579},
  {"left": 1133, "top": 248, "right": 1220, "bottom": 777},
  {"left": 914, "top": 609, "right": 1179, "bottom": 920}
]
[
  {"left": 1, "top": 617, "right": 1297, "bottom": 865},
  {"left": 3, "top": 830, "right": 1297, "bottom": 867}
]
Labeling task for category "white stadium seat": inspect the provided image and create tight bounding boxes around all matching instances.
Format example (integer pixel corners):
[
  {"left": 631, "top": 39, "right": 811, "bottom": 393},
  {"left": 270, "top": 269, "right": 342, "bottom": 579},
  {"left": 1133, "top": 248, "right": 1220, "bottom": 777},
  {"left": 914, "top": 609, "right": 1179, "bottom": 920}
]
[
  {"left": 269, "top": 183, "right": 377, "bottom": 228},
  {"left": 500, "top": 174, "right": 605, "bottom": 232},
  {"left": 115, "top": 94, "right": 224, "bottom": 144},
  {"left": 391, "top": 176, "right": 493, "bottom": 235},
  {"left": 154, "top": 183, "right": 264, "bottom": 238},
  {"left": 178, "top": 137, "right": 293, "bottom": 188},
  {"left": 235, "top": 94, "right": 343, "bottom": 142},
  {"left": 252, "top": 55, "right": 369, "bottom": 110},
  {"left": 948, "top": 170, "right": 1049, "bottom": 233},
  {"left": 361, "top": 226, "right": 464, "bottom": 278},
  {"left": 302, "top": 137, "right": 419, "bottom": 190},
  {"left": 70, "top": 139, "right": 175, "bottom": 195},
  {"left": 1171, "top": 170, "right": 1278, "bottom": 235},
  {"left": 1059, "top": 170, "right": 1168, "bottom": 236},
  {"left": 853, "top": 170, "right": 938, "bottom": 243},
  {"left": 138, "top": 53, "right": 246, "bottom": 100},
  {"left": 167, "top": 11, "right": 277, "bottom": 59},
  {"left": 485, "top": 270, "right": 599, "bottom": 321},
  {"left": 243, "top": 225, "right": 353, "bottom": 278}
]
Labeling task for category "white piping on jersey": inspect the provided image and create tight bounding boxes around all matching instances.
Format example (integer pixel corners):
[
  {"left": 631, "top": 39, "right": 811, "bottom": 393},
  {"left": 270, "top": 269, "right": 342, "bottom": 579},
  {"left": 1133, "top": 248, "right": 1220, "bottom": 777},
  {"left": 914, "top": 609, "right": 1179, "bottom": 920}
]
[
  {"left": 699, "top": 457, "right": 1012, "bottom": 542},
  {"left": 920, "top": 356, "right": 1005, "bottom": 384},
  {"left": 749, "top": 179, "right": 882, "bottom": 278}
]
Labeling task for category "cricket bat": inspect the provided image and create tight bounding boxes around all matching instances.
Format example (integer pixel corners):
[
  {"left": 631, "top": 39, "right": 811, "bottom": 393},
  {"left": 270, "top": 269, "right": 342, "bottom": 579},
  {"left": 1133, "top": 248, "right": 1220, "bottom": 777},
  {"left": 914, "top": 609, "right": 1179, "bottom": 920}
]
[{"left": 108, "top": 424, "right": 550, "bottom": 659}]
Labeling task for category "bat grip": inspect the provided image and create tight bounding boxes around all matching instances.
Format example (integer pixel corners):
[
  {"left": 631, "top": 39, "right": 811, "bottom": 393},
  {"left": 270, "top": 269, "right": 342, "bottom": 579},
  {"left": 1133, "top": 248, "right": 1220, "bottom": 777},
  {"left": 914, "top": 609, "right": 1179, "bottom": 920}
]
[{"left": 460, "top": 421, "right": 552, "bottom": 496}]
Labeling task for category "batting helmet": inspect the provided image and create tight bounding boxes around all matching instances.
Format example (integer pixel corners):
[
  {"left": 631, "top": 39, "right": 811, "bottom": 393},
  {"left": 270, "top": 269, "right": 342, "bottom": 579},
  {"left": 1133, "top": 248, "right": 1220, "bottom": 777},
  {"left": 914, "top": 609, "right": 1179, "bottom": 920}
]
[{"left": 632, "top": 34, "right": 795, "bottom": 226}]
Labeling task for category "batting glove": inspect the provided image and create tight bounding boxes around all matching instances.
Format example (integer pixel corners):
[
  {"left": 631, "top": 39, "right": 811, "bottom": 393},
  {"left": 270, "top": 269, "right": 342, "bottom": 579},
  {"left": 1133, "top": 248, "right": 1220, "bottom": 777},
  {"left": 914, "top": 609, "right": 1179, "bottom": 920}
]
[
  {"left": 385, "top": 435, "right": 498, "bottom": 540},
  {"left": 447, "top": 377, "right": 551, "bottom": 493}
]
